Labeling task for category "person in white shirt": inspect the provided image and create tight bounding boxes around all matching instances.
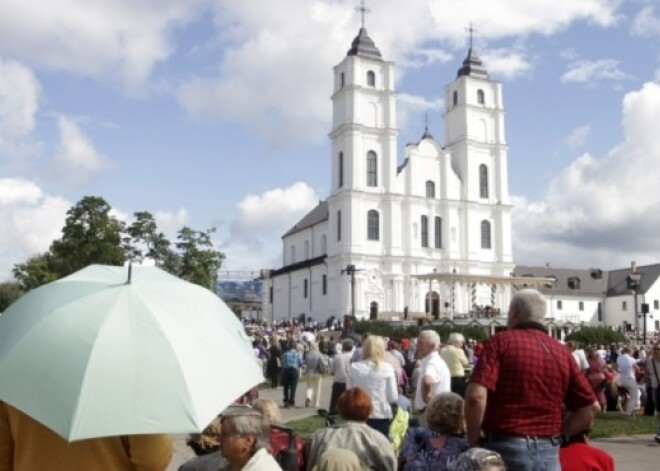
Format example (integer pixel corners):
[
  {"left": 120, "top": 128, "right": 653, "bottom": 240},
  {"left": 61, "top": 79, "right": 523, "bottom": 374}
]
[
  {"left": 617, "top": 346, "right": 640, "bottom": 417},
  {"left": 415, "top": 330, "right": 451, "bottom": 423},
  {"left": 347, "top": 335, "right": 398, "bottom": 437}
]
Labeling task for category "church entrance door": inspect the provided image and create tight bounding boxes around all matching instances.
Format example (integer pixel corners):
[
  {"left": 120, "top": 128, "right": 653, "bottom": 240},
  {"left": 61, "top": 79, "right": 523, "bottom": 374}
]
[
  {"left": 369, "top": 301, "right": 378, "bottom": 320},
  {"left": 425, "top": 291, "right": 440, "bottom": 319}
]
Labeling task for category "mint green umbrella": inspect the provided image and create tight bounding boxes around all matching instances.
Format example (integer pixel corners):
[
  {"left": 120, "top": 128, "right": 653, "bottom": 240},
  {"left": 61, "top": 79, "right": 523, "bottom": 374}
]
[{"left": 0, "top": 264, "right": 263, "bottom": 441}]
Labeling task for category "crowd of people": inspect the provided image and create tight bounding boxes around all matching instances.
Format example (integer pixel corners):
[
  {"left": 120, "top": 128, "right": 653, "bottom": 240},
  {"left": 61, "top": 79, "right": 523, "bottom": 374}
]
[
  {"left": 6, "top": 289, "right": 655, "bottom": 470},
  {"left": 222, "top": 288, "right": 628, "bottom": 470}
]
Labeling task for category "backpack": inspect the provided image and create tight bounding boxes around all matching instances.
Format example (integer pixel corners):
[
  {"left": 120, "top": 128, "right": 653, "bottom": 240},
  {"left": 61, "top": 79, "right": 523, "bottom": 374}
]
[{"left": 271, "top": 424, "right": 302, "bottom": 471}]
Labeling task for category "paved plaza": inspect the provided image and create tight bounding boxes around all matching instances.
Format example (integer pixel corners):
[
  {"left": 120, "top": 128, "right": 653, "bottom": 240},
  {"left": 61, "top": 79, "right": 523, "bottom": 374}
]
[{"left": 167, "top": 378, "right": 658, "bottom": 470}]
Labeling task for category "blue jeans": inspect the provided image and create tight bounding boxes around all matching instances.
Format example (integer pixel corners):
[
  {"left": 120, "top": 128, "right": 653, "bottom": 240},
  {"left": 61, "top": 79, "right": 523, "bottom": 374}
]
[
  {"left": 482, "top": 435, "right": 560, "bottom": 471},
  {"left": 281, "top": 368, "right": 299, "bottom": 406}
]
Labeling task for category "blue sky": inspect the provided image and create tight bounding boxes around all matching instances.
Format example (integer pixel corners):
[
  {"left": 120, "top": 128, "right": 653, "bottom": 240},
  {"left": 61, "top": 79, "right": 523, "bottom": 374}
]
[{"left": 1, "top": 0, "right": 660, "bottom": 279}]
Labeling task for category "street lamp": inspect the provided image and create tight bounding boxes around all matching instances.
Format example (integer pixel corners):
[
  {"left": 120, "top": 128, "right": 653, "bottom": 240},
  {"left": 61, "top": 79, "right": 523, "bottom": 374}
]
[{"left": 627, "top": 272, "right": 641, "bottom": 339}]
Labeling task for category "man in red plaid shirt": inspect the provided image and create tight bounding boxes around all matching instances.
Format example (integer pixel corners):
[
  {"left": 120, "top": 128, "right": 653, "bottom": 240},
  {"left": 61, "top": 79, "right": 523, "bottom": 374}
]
[{"left": 465, "top": 288, "right": 599, "bottom": 471}]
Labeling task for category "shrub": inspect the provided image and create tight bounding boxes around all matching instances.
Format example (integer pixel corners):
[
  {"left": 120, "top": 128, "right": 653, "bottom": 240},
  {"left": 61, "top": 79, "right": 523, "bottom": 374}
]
[{"left": 565, "top": 326, "right": 628, "bottom": 346}]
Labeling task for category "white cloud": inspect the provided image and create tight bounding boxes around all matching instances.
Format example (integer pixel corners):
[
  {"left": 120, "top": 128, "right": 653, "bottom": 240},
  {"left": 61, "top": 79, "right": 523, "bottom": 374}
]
[
  {"left": 50, "top": 116, "right": 110, "bottom": 187},
  {"left": 0, "top": 0, "right": 207, "bottom": 88},
  {"left": 481, "top": 49, "right": 532, "bottom": 80},
  {"left": 632, "top": 6, "right": 660, "bottom": 38},
  {"left": 0, "top": 59, "right": 41, "bottom": 160},
  {"left": 155, "top": 208, "right": 189, "bottom": 238},
  {"left": 221, "top": 182, "right": 320, "bottom": 270},
  {"left": 566, "top": 125, "right": 591, "bottom": 150},
  {"left": 397, "top": 93, "right": 444, "bottom": 136},
  {"left": 178, "top": 0, "right": 619, "bottom": 145},
  {"left": 0, "top": 178, "right": 69, "bottom": 279},
  {"left": 561, "top": 58, "right": 630, "bottom": 85},
  {"left": 513, "top": 81, "right": 660, "bottom": 268}
]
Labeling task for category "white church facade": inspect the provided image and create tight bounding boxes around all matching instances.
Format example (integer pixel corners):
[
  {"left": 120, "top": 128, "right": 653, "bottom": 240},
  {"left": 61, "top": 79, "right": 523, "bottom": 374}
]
[
  {"left": 265, "top": 24, "right": 530, "bottom": 323},
  {"left": 260, "top": 22, "right": 660, "bottom": 342}
]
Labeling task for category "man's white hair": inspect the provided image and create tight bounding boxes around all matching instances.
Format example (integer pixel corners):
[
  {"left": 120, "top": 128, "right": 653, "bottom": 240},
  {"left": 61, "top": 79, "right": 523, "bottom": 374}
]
[
  {"left": 447, "top": 332, "right": 465, "bottom": 346},
  {"left": 419, "top": 330, "right": 441, "bottom": 348},
  {"left": 509, "top": 288, "right": 547, "bottom": 323}
]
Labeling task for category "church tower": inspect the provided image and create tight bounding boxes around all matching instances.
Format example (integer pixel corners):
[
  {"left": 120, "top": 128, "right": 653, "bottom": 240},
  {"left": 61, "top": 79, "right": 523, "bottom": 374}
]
[
  {"left": 327, "top": 20, "right": 397, "bottom": 260},
  {"left": 443, "top": 44, "right": 514, "bottom": 274}
]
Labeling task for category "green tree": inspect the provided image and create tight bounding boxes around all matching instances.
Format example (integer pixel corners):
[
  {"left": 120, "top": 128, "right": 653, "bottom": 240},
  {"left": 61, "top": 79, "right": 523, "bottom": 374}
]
[
  {"left": 12, "top": 197, "right": 225, "bottom": 293},
  {"left": 171, "top": 226, "right": 224, "bottom": 291},
  {"left": 0, "top": 282, "right": 25, "bottom": 312},
  {"left": 49, "top": 196, "right": 126, "bottom": 275},
  {"left": 13, "top": 252, "right": 59, "bottom": 291},
  {"left": 124, "top": 211, "right": 173, "bottom": 265},
  {"left": 565, "top": 326, "right": 628, "bottom": 346}
]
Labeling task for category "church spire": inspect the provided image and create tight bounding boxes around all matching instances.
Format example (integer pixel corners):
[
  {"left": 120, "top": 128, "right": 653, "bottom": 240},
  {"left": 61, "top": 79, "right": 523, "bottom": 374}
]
[
  {"left": 346, "top": 0, "right": 382, "bottom": 60},
  {"left": 421, "top": 113, "right": 434, "bottom": 140},
  {"left": 457, "top": 23, "right": 488, "bottom": 78}
]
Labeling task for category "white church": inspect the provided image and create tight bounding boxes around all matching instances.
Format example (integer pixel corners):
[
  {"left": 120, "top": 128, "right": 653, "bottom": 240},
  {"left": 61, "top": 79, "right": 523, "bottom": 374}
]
[{"left": 262, "top": 20, "right": 660, "bottom": 339}]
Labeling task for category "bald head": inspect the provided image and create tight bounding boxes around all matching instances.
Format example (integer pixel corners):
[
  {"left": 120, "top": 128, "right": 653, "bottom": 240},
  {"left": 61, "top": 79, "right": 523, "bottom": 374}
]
[{"left": 508, "top": 289, "right": 547, "bottom": 328}]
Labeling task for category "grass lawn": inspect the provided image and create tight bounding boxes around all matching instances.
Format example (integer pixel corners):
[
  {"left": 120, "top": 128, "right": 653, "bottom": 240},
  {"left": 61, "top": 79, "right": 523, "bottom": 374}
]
[
  {"left": 287, "top": 412, "right": 658, "bottom": 439},
  {"left": 590, "top": 412, "right": 657, "bottom": 439}
]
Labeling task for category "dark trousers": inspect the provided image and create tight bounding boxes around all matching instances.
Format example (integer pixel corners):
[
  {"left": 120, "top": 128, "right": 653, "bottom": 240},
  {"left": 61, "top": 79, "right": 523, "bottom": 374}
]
[
  {"left": 451, "top": 376, "right": 467, "bottom": 397},
  {"left": 329, "top": 382, "right": 347, "bottom": 415},
  {"left": 366, "top": 418, "right": 391, "bottom": 438},
  {"left": 281, "top": 368, "right": 300, "bottom": 406}
]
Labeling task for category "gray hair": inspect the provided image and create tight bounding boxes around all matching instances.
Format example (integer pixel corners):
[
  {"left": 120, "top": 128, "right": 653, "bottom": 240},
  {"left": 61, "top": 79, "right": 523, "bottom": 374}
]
[
  {"left": 510, "top": 289, "right": 547, "bottom": 323},
  {"left": 426, "top": 392, "right": 464, "bottom": 434},
  {"left": 220, "top": 407, "right": 270, "bottom": 452},
  {"left": 447, "top": 332, "right": 465, "bottom": 346},
  {"left": 419, "top": 330, "right": 441, "bottom": 348}
]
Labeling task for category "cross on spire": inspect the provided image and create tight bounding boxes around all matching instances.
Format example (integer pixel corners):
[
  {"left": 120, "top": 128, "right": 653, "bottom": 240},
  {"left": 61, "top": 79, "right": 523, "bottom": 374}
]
[
  {"left": 465, "top": 23, "right": 478, "bottom": 49},
  {"left": 424, "top": 113, "right": 430, "bottom": 131},
  {"left": 356, "top": 0, "right": 370, "bottom": 29}
]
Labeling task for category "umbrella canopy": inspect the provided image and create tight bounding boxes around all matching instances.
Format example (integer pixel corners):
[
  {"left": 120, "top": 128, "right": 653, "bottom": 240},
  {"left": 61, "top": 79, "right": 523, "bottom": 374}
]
[{"left": 0, "top": 264, "right": 263, "bottom": 441}]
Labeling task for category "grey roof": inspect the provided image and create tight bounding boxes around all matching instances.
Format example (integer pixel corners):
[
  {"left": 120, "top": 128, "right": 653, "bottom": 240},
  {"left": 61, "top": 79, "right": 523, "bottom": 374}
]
[
  {"left": 282, "top": 200, "right": 329, "bottom": 238},
  {"left": 347, "top": 28, "right": 382, "bottom": 61},
  {"left": 606, "top": 263, "right": 660, "bottom": 296},
  {"left": 270, "top": 255, "right": 326, "bottom": 277},
  {"left": 513, "top": 265, "right": 609, "bottom": 296},
  {"left": 457, "top": 47, "right": 488, "bottom": 79}
]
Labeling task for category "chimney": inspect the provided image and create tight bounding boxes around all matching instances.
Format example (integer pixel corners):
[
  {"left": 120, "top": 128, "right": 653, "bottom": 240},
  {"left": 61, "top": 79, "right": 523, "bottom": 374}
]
[{"left": 631, "top": 261, "right": 637, "bottom": 273}]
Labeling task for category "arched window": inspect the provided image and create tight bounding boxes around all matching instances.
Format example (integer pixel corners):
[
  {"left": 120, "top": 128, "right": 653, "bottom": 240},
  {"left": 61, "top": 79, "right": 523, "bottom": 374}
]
[
  {"left": 481, "top": 220, "right": 492, "bottom": 249},
  {"left": 304, "top": 240, "right": 310, "bottom": 260},
  {"left": 421, "top": 216, "right": 428, "bottom": 248},
  {"left": 479, "top": 164, "right": 489, "bottom": 198},
  {"left": 453, "top": 90, "right": 458, "bottom": 106},
  {"left": 367, "top": 70, "right": 375, "bottom": 87},
  {"left": 367, "top": 210, "right": 379, "bottom": 241},
  {"left": 340, "top": 72, "right": 345, "bottom": 89},
  {"left": 477, "top": 89, "right": 485, "bottom": 105},
  {"left": 338, "top": 152, "right": 344, "bottom": 188},
  {"left": 425, "top": 180, "right": 435, "bottom": 198},
  {"left": 290, "top": 245, "right": 296, "bottom": 264},
  {"left": 337, "top": 210, "right": 342, "bottom": 241},
  {"left": 321, "top": 234, "right": 327, "bottom": 254},
  {"left": 367, "top": 151, "right": 377, "bottom": 187},
  {"left": 434, "top": 217, "right": 442, "bottom": 248}
]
